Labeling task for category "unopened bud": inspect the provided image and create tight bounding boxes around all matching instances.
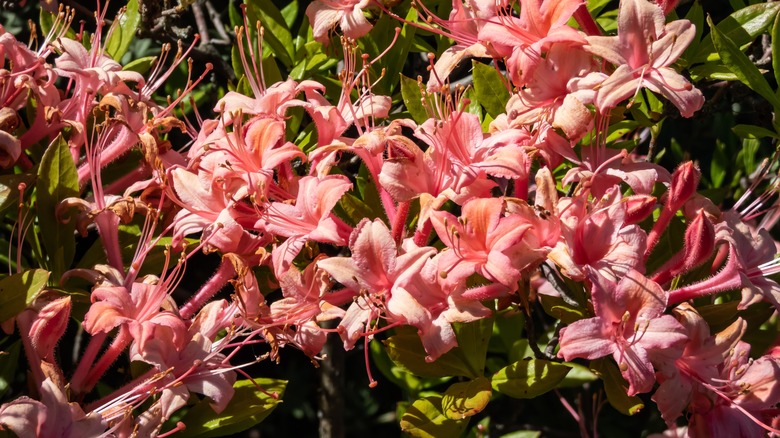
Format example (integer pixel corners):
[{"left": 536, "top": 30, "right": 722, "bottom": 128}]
[
  {"left": 668, "top": 161, "right": 700, "bottom": 212},
  {"left": 623, "top": 195, "right": 656, "bottom": 225},
  {"left": 680, "top": 210, "right": 715, "bottom": 272}
]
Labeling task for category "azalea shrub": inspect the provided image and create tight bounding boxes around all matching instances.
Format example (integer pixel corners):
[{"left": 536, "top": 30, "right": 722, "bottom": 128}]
[{"left": 2, "top": 0, "right": 780, "bottom": 436}]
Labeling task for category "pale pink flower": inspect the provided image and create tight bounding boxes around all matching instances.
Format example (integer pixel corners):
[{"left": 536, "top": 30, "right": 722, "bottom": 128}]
[
  {"left": 430, "top": 197, "right": 533, "bottom": 288},
  {"left": 306, "top": 0, "right": 373, "bottom": 44},
  {"left": 586, "top": 0, "right": 703, "bottom": 116},
  {"left": 558, "top": 268, "right": 687, "bottom": 395},
  {"left": 478, "top": 0, "right": 586, "bottom": 86},
  {"left": 317, "top": 219, "right": 436, "bottom": 350}
]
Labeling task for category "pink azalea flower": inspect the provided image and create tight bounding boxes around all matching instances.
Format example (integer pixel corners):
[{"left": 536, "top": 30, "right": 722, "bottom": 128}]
[
  {"left": 430, "top": 197, "right": 533, "bottom": 288},
  {"left": 317, "top": 219, "right": 437, "bottom": 350},
  {"left": 558, "top": 268, "right": 687, "bottom": 395},
  {"left": 504, "top": 44, "right": 605, "bottom": 140},
  {"left": 306, "top": 0, "right": 373, "bottom": 44},
  {"left": 652, "top": 304, "right": 747, "bottom": 428},
  {"left": 548, "top": 187, "right": 648, "bottom": 282},
  {"left": 586, "top": 0, "right": 704, "bottom": 116},
  {"left": 263, "top": 175, "right": 353, "bottom": 275},
  {"left": 478, "top": 0, "right": 586, "bottom": 86}
]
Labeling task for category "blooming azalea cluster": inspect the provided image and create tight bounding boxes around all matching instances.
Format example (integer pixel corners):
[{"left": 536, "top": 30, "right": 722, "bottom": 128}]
[{"left": 0, "top": 0, "right": 779, "bottom": 436}]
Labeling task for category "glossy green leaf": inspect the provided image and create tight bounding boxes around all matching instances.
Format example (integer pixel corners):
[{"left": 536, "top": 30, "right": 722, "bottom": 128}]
[
  {"left": 539, "top": 294, "right": 585, "bottom": 324},
  {"left": 105, "top": 0, "right": 140, "bottom": 61},
  {"left": 400, "top": 74, "right": 429, "bottom": 124},
  {"left": 123, "top": 56, "right": 157, "bottom": 75},
  {"left": 384, "top": 326, "right": 476, "bottom": 378},
  {"left": 400, "top": 395, "right": 469, "bottom": 438},
  {"left": 690, "top": 63, "right": 740, "bottom": 81},
  {"left": 691, "top": 2, "right": 780, "bottom": 63},
  {"left": 590, "top": 358, "right": 644, "bottom": 416},
  {"left": 472, "top": 61, "right": 511, "bottom": 118},
  {"left": 773, "top": 12, "right": 780, "bottom": 89},
  {"left": 176, "top": 378, "right": 286, "bottom": 437},
  {"left": 709, "top": 16, "right": 780, "bottom": 109},
  {"left": 450, "top": 318, "right": 493, "bottom": 377},
  {"left": 491, "top": 359, "right": 570, "bottom": 399},
  {"left": 558, "top": 362, "right": 599, "bottom": 388},
  {"left": 0, "top": 174, "right": 34, "bottom": 216},
  {"left": 0, "top": 269, "right": 50, "bottom": 321},
  {"left": 733, "top": 124, "right": 778, "bottom": 139},
  {"left": 681, "top": 1, "right": 705, "bottom": 64},
  {"left": 245, "top": 0, "right": 294, "bottom": 68},
  {"left": 37, "top": 135, "right": 78, "bottom": 279},
  {"left": 442, "top": 377, "right": 492, "bottom": 420}
]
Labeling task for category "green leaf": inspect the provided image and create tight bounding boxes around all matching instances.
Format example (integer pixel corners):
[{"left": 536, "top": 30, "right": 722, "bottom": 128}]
[
  {"left": 590, "top": 358, "right": 644, "bottom": 416},
  {"left": 0, "top": 269, "right": 50, "bottom": 321},
  {"left": 400, "top": 74, "right": 429, "bottom": 124},
  {"left": 773, "top": 12, "right": 780, "bottom": 89},
  {"left": 337, "top": 192, "right": 381, "bottom": 226},
  {"left": 450, "top": 318, "right": 493, "bottom": 377},
  {"left": 709, "top": 16, "right": 780, "bottom": 109},
  {"left": 245, "top": 0, "right": 295, "bottom": 68},
  {"left": 400, "top": 395, "right": 469, "bottom": 438},
  {"left": 441, "top": 377, "right": 492, "bottom": 420},
  {"left": 691, "top": 2, "right": 780, "bottom": 63},
  {"left": 123, "top": 56, "right": 157, "bottom": 75},
  {"left": 39, "top": 10, "right": 77, "bottom": 41},
  {"left": 37, "top": 135, "right": 78, "bottom": 279},
  {"left": 539, "top": 294, "right": 585, "bottom": 324},
  {"left": 689, "top": 63, "right": 740, "bottom": 82},
  {"left": 732, "top": 124, "right": 779, "bottom": 139},
  {"left": 710, "top": 138, "right": 728, "bottom": 188},
  {"left": 176, "top": 378, "right": 286, "bottom": 437},
  {"left": 384, "top": 326, "right": 476, "bottom": 379},
  {"left": 491, "top": 359, "right": 571, "bottom": 399},
  {"left": 681, "top": 1, "right": 705, "bottom": 64},
  {"left": 105, "top": 0, "right": 140, "bottom": 61},
  {"left": 558, "top": 362, "right": 599, "bottom": 388},
  {"left": 0, "top": 174, "right": 34, "bottom": 216},
  {"left": 472, "top": 61, "right": 510, "bottom": 118}
]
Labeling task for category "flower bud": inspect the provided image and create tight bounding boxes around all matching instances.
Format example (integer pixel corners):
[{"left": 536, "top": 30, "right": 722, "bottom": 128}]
[
  {"left": 623, "top": 194, "right": 656, "bottom": 225},
  {"left": 667, "top": 161, "right": 700, "bottom": 212}
]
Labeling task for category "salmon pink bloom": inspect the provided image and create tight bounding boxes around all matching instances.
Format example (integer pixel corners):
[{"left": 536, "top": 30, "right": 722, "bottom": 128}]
[
  {"left": 586, "top": 0, "right": 703, "bottom": 116},
  {"left": 558, "top": 268, "right": 687, "bottom": 395},
  {"left": 317, "top": 220, "right": 436, "bottom": 348},
  {"left": 478, "top": 0, "right": 586, "bottom": 86},
  {"left": 430, "top": 197, "right": 533, "bottom": 288},
  {"left": 306, "top": 0, "right": 373, "bottom": 44}
]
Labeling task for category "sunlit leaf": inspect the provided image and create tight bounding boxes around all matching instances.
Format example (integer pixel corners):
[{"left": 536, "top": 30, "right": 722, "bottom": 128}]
[
  {"left": 400, "top": 395, "right": 469, "bottom": 438},
  {"left": 491, "top": 359, "right": 570, "bottom": 399},
  {"left": 0, "top": 269, "right": 50, "bottom": 321},
  {"left": 384, "top": 326, "right": 476, "bottom": 379},
  {"left": 400, "top": 74, "right": 428, "bottom": 124},
  {"left": 691, "top": 2, "right": 780, "bottom": 63},
  {"left": 709, "top": 16, "right": 780, "bottom": 109},
  {"left": 176, "top": 378, "right": 286, "bottom": 437},
  {"left": 441, "top": 377, "right": 492, "bottom": 420},
  {"left": 105, "top": 0, "right": 140, "bottom": 61},
  {"left": 472, "top": 61, "right": 510, "bottom": 118},
  {"left": 37, "top": 135, "right": 78, "bottom": 279}
]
